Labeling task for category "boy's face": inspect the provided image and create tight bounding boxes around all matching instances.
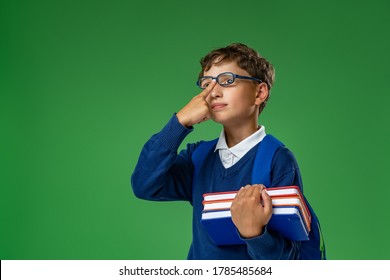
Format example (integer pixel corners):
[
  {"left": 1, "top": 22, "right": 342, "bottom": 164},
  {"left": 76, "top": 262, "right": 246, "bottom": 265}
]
[{"left": 203, "top": 60, "right": 266, "bottom": 127}]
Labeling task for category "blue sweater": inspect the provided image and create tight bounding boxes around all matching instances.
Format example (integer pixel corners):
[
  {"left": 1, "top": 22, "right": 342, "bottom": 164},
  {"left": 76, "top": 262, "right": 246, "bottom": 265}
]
[{"left": 131, "top": 114, "right": 304, "bottom": 260}]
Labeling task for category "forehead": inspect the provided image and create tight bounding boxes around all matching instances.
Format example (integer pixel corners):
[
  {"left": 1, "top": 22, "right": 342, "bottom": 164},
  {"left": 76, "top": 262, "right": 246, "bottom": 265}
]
[{"left": 203, "top": 60, "right": 250, "bottom": 77}]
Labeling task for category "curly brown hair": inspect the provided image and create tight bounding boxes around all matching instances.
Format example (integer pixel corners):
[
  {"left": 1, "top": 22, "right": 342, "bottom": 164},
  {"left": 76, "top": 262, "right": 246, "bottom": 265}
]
[{"left": 199, "top": 43, "right": 275, "bottom": 114}]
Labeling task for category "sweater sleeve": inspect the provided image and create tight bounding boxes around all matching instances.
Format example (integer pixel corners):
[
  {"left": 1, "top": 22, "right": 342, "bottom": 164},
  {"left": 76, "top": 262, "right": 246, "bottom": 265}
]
[
  {"left": 243, "top": 146, "right": 303, "bottom": 260},
  {"left": 131, "top": 114, "right": 197, "bottom": 203}
]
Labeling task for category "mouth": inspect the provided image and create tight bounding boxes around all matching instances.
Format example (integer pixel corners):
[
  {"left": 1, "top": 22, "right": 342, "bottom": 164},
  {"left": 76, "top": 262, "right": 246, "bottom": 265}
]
[{"left": 211, "top": 103, "right": 227, "bottom": 110}]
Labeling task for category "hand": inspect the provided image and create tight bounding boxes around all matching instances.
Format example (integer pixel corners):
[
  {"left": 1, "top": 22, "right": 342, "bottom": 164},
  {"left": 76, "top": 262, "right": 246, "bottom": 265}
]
[
  {"left": 176, "top": 80, "right": 216, "bottom": 127},
  {"left": 230, "top": 184, "right": 273, "bottom": 239}
]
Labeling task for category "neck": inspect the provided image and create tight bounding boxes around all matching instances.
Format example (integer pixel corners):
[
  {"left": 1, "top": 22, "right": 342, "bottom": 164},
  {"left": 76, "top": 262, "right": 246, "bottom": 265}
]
[{"left": 223, "top": 120, "right": 259, "bottom": 148}]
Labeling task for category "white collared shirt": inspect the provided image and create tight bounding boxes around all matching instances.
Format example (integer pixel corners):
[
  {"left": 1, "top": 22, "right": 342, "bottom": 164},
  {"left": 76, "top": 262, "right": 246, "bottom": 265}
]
[{"left": 215, "top": 126, "right": 267, "bottom": 168}]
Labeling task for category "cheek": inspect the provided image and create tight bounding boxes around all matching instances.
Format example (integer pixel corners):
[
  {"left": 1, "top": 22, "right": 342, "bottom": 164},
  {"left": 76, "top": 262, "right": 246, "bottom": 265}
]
[{"left": 232, "top": 91, "right": 256, "bottom": 106}]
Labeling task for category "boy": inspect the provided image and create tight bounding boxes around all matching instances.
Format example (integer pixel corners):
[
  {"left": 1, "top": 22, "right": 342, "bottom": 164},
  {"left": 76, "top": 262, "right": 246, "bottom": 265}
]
[{"left": 131, "top": 43, "right": 324, "bottom": 259}]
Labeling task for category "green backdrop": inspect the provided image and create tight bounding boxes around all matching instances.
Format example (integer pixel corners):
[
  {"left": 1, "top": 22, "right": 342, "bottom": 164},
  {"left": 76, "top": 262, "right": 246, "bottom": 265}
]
[{"left": 1, "top": 0, "right": 389, "bottom": 260}]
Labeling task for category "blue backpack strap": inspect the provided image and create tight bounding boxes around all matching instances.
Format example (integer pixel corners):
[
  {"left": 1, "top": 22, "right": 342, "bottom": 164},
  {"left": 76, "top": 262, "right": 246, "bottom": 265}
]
[
  {"left": 251, "top": 134, "right": 284, "bottom": 187},
  {"left": 192, "top": 139, "right": 218, "bottom": 177}
]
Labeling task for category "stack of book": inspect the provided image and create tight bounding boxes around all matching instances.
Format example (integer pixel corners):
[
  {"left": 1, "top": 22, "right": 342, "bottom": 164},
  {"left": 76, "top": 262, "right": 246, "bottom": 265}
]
[{"left": 201, "top": 186, "right": 311, "bottom": 245}]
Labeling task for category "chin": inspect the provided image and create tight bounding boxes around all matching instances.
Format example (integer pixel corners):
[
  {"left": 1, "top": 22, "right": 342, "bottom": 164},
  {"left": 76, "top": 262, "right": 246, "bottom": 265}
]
[{"left": 211, "top": 115, "right": 232, "bottom": 126}]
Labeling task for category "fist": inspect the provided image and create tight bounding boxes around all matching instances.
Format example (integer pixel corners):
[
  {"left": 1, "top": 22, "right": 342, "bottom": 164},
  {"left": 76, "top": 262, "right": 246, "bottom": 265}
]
[
  {"left": 230, "top": 184, "right": 273, "bottom": 239},
  {"left": 176, "top": 80, "right": 216, "bottom": 127}
]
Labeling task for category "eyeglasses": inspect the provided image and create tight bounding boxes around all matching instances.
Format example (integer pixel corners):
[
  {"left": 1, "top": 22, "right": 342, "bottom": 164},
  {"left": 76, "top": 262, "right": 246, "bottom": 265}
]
[{"left": 196, "top": 72, "right": 262, "bottom": 89}]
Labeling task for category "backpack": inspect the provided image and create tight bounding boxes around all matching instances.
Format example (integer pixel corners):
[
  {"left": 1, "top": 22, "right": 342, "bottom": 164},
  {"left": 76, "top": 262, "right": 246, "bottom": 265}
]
[{"left": 192, "top": 134, "right": 326, "bottom": 260}]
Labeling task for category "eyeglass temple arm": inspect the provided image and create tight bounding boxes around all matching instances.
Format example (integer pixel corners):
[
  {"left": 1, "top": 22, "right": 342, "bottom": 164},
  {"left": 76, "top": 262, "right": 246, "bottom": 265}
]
[{"left": 235, "top": 74, "right": 262, "bottom": 83}]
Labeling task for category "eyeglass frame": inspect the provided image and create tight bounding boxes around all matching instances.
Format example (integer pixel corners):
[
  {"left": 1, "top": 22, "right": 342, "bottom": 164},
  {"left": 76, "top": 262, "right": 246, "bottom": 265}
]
[{"left": 196, "top": 72, "right": 262, "bottom": 89}]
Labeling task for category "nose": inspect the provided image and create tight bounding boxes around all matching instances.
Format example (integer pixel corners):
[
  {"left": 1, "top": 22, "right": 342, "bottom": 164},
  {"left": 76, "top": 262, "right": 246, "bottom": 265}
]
[{"left": 209, "top": 83, "right": 223, "bottom": 99}]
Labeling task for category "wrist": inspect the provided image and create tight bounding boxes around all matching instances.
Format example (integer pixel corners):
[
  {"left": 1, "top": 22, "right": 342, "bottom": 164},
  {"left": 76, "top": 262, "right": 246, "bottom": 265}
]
[
  {"left": 176, "top": 111, "right": 193, "bottom": 128},
  {"left": 238, "top": 225, "right": 265, "bottom": 239}
]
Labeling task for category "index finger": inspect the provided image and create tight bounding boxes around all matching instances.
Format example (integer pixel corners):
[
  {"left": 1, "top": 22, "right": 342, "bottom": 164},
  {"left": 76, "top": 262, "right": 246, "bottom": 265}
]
[
  {"left": 261, "top": 188, "right": 273, "bottom": 216},
  {"left": 198, "top": 79, "right": 216, "bottom": 98}
]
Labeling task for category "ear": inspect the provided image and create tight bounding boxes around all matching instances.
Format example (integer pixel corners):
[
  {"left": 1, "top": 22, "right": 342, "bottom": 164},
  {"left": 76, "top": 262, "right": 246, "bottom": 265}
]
[{"left": 255, "top": 82, "right": 269, "bottom": 106}]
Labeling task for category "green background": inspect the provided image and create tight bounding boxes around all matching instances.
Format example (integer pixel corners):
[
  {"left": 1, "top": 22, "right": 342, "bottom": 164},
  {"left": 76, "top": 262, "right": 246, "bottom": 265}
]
[{"left": 1, "top": 0, "right": 389, "bottom": 260}]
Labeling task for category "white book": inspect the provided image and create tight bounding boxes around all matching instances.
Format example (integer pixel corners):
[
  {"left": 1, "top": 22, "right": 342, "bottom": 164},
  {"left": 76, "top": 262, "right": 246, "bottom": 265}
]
[{"left": 203, "top": 186, "right": 302, "bottom": 202}]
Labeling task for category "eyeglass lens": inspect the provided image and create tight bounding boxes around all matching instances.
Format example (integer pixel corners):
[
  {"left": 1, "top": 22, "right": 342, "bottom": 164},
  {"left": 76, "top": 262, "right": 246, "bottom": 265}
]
[{"left": 199, "top": 73, "right": 235, "bottom": 89}]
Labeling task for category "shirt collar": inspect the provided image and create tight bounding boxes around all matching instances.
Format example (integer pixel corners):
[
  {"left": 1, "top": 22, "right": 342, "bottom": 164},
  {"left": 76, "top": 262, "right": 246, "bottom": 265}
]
[{"left": 214, "top": 126, "right": 266, "bottom": 159}]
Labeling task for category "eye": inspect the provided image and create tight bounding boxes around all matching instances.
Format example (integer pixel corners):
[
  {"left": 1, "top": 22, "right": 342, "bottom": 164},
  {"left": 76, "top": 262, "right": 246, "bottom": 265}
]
[
  {"left": 221, "top": 79, "right": 232, "bottom": 85},
  {"left": 202, "top": 80, "right": 211, "bottom": 88},
  {"left": 199, "top": 78, "right": 209, "bottom": 89},
  {"left": 221, "top": 79, "right": 234, "bottom": 85},
  {"left": 226, "top": 78, "right": 234, "bottom": 84}
]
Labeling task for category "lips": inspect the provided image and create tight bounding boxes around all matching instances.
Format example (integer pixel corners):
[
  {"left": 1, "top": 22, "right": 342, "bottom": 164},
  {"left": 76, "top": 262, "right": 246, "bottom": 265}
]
[{"left": 211, "top": 103, "right": 227, "bottom": 110}]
